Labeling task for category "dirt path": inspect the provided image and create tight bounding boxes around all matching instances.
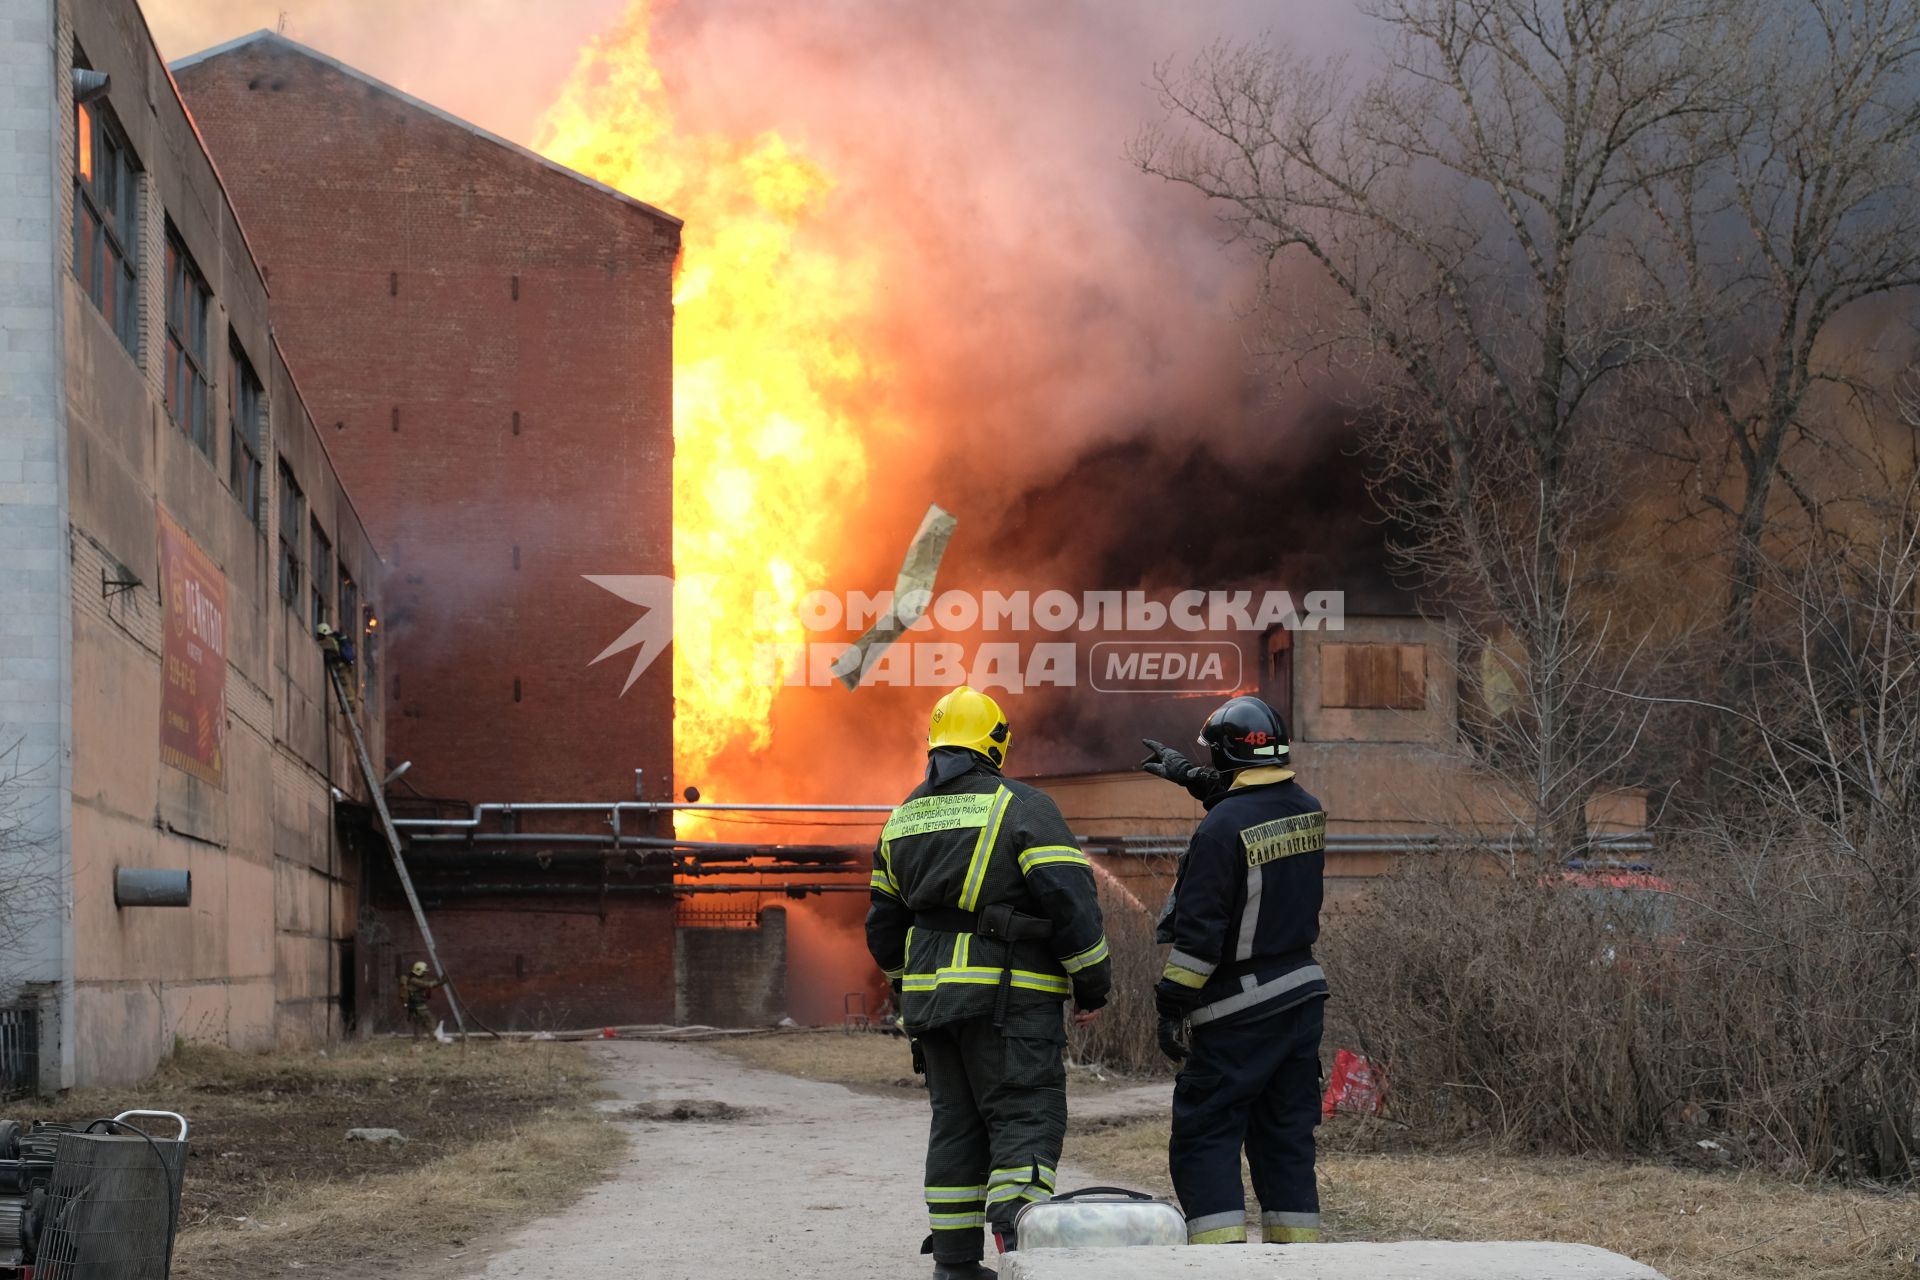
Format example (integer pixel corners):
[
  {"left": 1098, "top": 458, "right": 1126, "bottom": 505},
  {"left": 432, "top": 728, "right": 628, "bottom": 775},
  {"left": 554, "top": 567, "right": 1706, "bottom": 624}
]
[{"left": 457, "top": 1039, "right": 1128, "bottom": 1280}]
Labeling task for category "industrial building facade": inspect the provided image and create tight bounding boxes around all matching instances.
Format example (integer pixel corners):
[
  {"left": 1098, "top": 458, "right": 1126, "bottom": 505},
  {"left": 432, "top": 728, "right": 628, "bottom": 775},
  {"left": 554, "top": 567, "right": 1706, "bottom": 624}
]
[
  {"left": 172, "top": 33, "right": 681, "bottom": 1032},
  {"left": 1043, "top": 614, "right": 1649, "bottom": 913},
  {"left": 0, "top": 0, "right": 385, "bottom": 1087}
]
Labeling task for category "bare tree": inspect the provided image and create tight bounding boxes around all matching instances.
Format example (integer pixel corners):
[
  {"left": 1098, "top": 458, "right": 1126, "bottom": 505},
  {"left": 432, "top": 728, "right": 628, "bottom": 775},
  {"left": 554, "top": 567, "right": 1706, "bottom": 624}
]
[
  {"left": 1677, "top": 465, "right": 1920, "bottom": 1177},
  {"left": 1637, "top": 0, "right": 1920, "bottom": 736},
  {"left": 1134, "top": 0, "right": 1733, "bottom": 855},
  {"left": 1320, "top": 477, "right": 1920, "bottom": 1177},
  {"left": 0, "top": 738, "right": 60, "bottom": 999}
]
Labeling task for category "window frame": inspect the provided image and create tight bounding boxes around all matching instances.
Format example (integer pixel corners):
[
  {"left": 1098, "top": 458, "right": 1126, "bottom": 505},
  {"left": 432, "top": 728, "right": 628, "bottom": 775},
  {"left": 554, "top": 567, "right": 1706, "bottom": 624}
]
[
  {"left": 277, "top": 458, "right": 305, "bottom": 610},
  {"left": 310, "top": 518, "right": 334, "bottom": 630},
  {"left": 337, "top": 568, "right": 358, "bottom": 650},
  {"left": 164, "top": 229, "right": 213, "bottom": 459},
  {"left": 228, "top": 335, "right": 265, "bottom": 529},
  {"left": 70, "top": 74, "right": 141, "bottom": 356}
]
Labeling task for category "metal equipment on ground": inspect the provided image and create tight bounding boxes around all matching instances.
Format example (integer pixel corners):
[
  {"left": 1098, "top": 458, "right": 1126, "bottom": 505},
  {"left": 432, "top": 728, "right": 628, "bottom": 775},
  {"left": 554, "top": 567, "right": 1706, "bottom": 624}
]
[{"left": 0, "top": 1110, "right": 188, "bottom": 1279}]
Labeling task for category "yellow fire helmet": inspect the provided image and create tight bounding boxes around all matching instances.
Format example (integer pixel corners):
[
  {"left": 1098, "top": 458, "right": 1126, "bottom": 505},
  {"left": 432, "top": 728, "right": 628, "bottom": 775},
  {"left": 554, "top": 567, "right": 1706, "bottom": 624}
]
[
  {"left": 928, "top": 685, "right": 1012, "bottom": 768},
  {"left": 411, "top": 961, "right": 429, "bottom": 977}
]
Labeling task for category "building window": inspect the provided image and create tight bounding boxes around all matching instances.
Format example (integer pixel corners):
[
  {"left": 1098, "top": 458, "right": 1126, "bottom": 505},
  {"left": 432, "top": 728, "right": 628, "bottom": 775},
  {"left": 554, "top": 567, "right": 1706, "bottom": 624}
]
[
  {"left": 277, "top": 459, "right": 305, "bottom": 609},
  {"left": 71, "top": 72, "right": 140, "bottom": 356},
  {"left": 362, "top": 605, "right": 380, "bottom": 696},
  {"left": 165, "top": 231, "right": 213, "bottom": 457},
  {"left": 310, "top": 519, "right": 333, "bottom": 629},
  {"left": 1319, "top": 642, "right": 1428, "bottom": 711},
  {"left": 1261, "top": 626, "right": 1294, "bottom": 726},
  {"left": 338, "top": 569, "right": 358, "bottom": 647},
  {"left": 229, "top": 337, "right": 265, "bottom": 528}
]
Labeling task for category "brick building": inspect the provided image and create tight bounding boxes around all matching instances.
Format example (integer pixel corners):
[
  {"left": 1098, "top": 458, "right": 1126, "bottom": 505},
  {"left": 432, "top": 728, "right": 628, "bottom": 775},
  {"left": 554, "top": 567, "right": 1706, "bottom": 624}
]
[
  {"left": 0, "top": 0, "right": 384, "bottom": 1086},
  {"left": 1036, "top": 614, "right": 1650, "bottom": 916},
  {"left": 172, "top": 32, "right": 681, "bottom": 1031}
]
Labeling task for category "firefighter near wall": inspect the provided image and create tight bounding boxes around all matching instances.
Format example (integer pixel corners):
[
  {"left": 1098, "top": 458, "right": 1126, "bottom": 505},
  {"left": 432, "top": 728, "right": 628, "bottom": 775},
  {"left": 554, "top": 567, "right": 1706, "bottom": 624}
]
[
  {"left": 866, "top": 686, "right": 1111, "bottom": 1280},
  {"left": 1146, "top": 694, "right": 1330, "bottom": 1245}
]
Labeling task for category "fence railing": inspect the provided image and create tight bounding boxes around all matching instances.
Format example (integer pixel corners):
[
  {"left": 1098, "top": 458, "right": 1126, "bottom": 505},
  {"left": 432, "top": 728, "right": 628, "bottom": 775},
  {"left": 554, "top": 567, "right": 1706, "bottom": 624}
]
[{"left": 0, "top": 1005, "right": 40, "bottom": 1101}]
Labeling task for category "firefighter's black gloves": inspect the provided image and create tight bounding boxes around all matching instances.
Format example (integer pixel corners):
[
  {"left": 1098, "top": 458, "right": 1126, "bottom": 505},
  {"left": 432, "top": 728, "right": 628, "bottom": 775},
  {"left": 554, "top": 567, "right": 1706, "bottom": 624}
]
[
  {"left": 1154, "top": 978, "right": 1202, "bottom": 1063},
  {"left": 1156, "top": 1015, "right": 1191, "bottom": 1063},
  {"left": 1155, "top": 976, "right": 1202, "bottom": 1018},
  {"left": 1140, "top": 739, "right": 1222, "bottom": 804}
]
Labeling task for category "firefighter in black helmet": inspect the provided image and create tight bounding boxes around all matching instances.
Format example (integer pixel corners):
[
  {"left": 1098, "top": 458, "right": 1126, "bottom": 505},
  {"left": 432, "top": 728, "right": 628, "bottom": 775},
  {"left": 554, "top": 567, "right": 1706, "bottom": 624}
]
[
  {"left": 868, "top": 686, "right": 1112, "bottom": 1280},
  {"left": 1141, "top": 695, "right": 1328, "bottom": 1245}
]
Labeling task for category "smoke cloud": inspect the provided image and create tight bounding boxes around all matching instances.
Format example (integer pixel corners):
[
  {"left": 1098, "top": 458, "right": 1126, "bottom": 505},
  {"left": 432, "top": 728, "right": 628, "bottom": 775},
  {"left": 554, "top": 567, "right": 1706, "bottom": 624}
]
[
  {"left": 147, "top": 0, "right": 1397, "bottom": 1020},
  {"left": 150, "top": 0, "right": 1393, "bottom": 795}
]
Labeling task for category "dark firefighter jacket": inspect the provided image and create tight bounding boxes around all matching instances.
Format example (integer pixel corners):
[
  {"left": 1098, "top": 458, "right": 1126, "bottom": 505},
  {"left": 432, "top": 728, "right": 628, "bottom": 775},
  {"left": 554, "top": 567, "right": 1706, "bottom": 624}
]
[
  {"left": 867, "top": 749, "right": 1111, "bottom": 1033},
  {"left": 1159, "top": 769, "right": 1328, "bottom": 1027}
]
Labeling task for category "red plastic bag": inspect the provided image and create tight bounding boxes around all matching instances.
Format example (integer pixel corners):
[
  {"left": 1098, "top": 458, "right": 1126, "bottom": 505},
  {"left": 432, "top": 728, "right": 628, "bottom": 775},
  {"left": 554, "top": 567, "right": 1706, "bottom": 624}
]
[{"left": 1322, "top": 1048, "right": 1386, "bottom": 1117}]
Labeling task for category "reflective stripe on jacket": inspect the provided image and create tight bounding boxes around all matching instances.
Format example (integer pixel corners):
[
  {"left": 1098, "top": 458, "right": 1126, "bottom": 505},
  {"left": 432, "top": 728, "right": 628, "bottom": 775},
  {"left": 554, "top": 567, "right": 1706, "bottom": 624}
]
[
  {"left": 1160, "top": 774, "right": 1328, "bottom": 1027},
  {"left": 867, "top": 750, "right": 1110, "bottom": 1031}
]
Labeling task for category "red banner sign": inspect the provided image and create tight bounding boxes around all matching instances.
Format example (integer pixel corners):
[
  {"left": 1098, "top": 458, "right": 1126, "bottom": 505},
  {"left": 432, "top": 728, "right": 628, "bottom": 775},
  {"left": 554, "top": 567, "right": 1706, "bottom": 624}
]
[{"left": 158, "top": 505, "right": 227, "bottom": 787}]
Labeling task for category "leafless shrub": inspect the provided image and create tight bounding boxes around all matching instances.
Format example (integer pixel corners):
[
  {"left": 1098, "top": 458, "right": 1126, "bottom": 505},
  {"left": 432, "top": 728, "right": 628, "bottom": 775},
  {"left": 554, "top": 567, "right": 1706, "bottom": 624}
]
[
  {"left": 1324, "top": 489, "right": 1920, "bottom": 1180},
  {"left": 0, "top": 738, "right": 61, "bottom": 997},
  {"left": 1322, "top": 852, "right": 1673, "bottom": 1152},
  {"left": 1068, "top": 866, "right": 1170, "bottom": 1077}
]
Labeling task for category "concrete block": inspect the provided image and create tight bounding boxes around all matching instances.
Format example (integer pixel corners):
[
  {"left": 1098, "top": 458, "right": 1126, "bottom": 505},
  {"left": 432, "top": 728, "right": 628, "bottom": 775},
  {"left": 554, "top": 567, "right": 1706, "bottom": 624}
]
[{"left": 1002, "top": 1243, "right": 1669, "bottom": 1280}]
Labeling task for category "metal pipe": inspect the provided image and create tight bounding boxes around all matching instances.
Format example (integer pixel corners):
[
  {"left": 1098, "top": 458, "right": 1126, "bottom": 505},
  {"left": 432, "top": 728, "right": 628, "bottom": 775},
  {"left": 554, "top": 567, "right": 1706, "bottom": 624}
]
[
  {"left": 114, "top": 868, "right": 192, "bottom": 908},
  {"left": 402, "top": 832, "right": 866, "bottom": 859},
  {"left": 391, "top": 799, "right": 893, "bottom": 832},
  {"left": 418, "top": 882, "right": 868, "bottom": 899},
  {"left": 408, "top": 868, "right": 860, "bottom": 887}
]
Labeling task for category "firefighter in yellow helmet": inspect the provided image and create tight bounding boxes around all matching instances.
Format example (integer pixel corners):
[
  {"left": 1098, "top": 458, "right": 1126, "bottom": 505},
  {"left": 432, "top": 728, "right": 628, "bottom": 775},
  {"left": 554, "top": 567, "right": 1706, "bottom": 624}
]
[
  {"left": 867, "top": 687, "right": 1112, "bottom": 1279},
  {"left": 401, "top": 960, "right": 443, "bottom": 1040}
]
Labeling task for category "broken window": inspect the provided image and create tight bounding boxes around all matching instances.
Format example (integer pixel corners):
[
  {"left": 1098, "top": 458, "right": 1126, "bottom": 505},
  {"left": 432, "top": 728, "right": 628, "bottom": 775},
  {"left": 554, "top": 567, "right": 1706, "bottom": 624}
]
[
  {"left": 311, "top": 519, "right": 333, "bottom": 630},
  {"left": 338, "top": 568, "right": 358, "bottom": 649},
  {"left": 1261, "top": 626, "right": 1294, "bottom": 725},
  {"left": 1320, "top": 642, "right": 1427, "bottom": 710},
  {"left": 165, "top": 229, "right": 213, "bottom": 457},
  {"left": 277, "top": 459, "right": 304, "bottom": 609},
  {"left": 71, "top": 65, "right": 141, "bottom": 357}
]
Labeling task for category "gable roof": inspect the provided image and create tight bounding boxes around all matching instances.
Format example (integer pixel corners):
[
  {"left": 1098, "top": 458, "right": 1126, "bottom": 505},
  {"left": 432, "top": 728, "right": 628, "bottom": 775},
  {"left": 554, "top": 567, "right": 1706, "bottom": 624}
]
[{"left": 171, "top": 30, "right": 682, "bottom": 228}]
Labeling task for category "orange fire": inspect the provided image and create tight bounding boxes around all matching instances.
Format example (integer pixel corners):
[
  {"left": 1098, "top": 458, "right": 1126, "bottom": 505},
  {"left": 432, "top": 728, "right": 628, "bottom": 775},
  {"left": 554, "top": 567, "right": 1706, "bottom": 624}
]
[{"left": 536, "top": 0, "right": 887, "bottom": 798}]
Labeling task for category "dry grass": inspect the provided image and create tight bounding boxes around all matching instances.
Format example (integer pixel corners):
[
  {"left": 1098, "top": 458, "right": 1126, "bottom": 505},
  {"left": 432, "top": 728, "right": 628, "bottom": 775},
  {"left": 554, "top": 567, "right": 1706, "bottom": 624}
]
[
  {"left": 18, "top": 1038, "right": 624, "bottom": 1280},
  {"left": 1070, "top": 1114, "right": 1920, "bottom": 1280},
  {"left": 717, "top": 1027, "right": 1920, "bottom": 1277},
  {"left": 709, "top": 1029, "right": 924, "bottom": 1097}
]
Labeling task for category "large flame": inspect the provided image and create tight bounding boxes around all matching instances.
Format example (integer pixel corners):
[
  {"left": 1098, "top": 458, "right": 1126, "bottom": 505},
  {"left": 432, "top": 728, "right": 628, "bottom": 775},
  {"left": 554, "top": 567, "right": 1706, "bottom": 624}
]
[{"left": 536, "top": 0, "right": 881, "bottom": 793}]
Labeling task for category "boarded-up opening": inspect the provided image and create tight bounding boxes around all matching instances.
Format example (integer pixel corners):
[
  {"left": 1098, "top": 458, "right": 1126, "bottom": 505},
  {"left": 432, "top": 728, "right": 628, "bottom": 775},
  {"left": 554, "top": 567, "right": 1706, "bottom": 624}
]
[{"left": 1321, "top": 643, "right": 1427, "bottom": 710}]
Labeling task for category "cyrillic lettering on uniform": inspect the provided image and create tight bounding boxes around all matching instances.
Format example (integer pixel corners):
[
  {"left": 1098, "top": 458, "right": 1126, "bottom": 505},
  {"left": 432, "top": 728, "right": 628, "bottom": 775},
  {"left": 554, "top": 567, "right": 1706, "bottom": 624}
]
[
  {"left": 884, "top": 792, "right": 999, "bottom": 840},
  {"left": 1241, "top": 811, "right": 1328, "bottom": 866}
]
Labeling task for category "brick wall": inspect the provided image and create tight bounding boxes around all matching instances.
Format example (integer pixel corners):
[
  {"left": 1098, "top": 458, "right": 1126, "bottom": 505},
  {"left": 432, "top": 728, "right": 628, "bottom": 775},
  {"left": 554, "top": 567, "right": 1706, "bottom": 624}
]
[
  {"left": 674, "top": 907, "right": 789, "bottom": 1028},
  {"left": 174, "top": 37, "right": 677, "bottom": 810},
  {"left": 363, "top": 890, "right": 678, "bottom": 1032},
  {"left": 34, "top": 0, "right": 390, "bottom": 1083}
]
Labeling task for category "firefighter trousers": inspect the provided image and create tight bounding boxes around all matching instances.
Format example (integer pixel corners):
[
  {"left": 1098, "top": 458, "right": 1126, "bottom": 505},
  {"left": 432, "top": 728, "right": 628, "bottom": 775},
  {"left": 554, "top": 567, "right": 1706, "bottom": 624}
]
[
  {"left": 918, "top": 1007, "right": 1066, "bottom": 1263},
  {"left": 1169, "top": 993, "right": 1325, "bottom": 1244}
]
